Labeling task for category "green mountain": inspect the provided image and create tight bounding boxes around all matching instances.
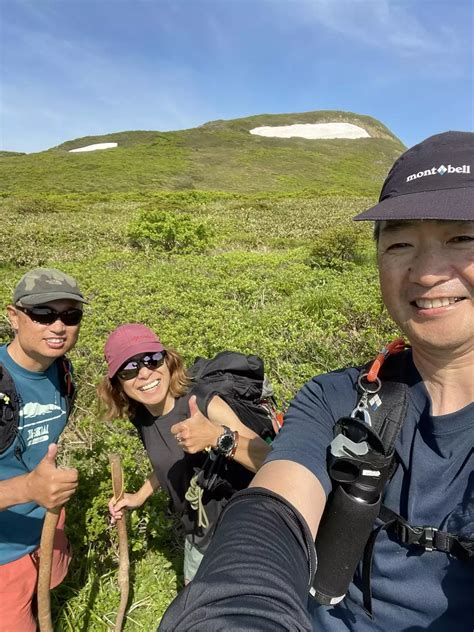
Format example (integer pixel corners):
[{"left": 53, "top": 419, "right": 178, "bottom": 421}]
[
  {"left": 0, "top": 110, "right": 404, "bottom": 195},
  {"left": 0, "top": 151, "right": 26, "bottom": 157}
]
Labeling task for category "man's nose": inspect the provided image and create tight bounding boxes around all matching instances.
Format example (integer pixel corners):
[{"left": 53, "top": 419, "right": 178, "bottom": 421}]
[
  {"left": 408, "top": 248, "right": 452, "bottom": 286},
  {"left": 48, "top": 317, "right": 66, "bottom": 333}
]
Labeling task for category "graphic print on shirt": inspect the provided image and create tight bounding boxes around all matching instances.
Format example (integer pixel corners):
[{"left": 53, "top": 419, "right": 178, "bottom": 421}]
[{"left": 20, "top": 399, "right": 65, "bottom": 447}]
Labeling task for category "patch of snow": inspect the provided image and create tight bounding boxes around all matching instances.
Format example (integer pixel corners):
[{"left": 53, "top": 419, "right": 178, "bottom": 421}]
[
  {"left": 249, "top": 123, "right": 370, "bottom": 140},
  {"left": 69, "top": 142, "right": 118, "bottom": 153}
]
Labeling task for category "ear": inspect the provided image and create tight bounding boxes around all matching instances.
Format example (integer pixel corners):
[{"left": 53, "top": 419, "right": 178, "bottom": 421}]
[{"left": 6, "top": 305, "right": 19, "bottom": 333}]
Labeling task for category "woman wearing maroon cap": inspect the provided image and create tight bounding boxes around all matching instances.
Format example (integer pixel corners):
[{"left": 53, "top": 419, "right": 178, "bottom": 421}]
[{"left": 97, "top": 323, "right": 271, "bottom": 583}]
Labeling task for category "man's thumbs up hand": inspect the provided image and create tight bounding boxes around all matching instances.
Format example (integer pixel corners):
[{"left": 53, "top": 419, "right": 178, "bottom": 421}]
[{"left": 26, "top": 443, "right": 78, "bottom": 509}]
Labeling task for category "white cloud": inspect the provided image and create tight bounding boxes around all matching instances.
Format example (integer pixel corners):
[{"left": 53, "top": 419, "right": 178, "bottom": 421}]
[{"left": 285, "top": 0, "right": 463, "bottom": 60}]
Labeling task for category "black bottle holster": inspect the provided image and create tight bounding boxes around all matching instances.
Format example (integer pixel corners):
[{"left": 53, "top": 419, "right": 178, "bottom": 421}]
[{"left": 311, "top": 415, "right": 395, "bottom": 606}]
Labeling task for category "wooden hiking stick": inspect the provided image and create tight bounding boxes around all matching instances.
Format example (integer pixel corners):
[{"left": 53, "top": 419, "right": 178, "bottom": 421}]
[
  {"left": 109, "top": 454, "right": 130, "bottom": 632},
  {"left": 37, "top": 506, "right": 61, "bottom": 632}
]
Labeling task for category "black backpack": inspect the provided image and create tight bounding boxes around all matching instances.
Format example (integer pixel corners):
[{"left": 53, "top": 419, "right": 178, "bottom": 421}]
[
  {"left": 188, "top": 350, "right": 279, "bottom": 442},
  {"left": 185, "top": 351, "right": 279, "bottom": 498}
]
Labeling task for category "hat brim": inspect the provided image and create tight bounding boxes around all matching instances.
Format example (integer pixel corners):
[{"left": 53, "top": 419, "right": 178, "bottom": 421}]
[
  {"left": 108, "top": 340, "right": 165, "bottom": 378},
  {"left": 354, "top": 186, "right": 474, "bottom": 221},
  {"left": 17, "top": 292, "right": 88, "bottom": 307}
]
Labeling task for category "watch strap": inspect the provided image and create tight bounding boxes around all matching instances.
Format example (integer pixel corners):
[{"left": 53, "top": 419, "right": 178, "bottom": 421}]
[{"left": 228, "top": 430, "right": 239, "bottom": 460}]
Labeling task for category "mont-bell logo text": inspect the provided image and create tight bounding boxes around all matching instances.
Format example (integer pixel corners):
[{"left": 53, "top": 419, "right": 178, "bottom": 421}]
[{"left": 406, "top": 164, "right": 471, "bottom": 182}]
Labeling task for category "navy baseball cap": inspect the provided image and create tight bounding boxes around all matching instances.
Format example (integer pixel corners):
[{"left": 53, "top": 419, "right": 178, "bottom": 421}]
[{"left": 354, "top": 131, "right": 474, "bottom": 221}]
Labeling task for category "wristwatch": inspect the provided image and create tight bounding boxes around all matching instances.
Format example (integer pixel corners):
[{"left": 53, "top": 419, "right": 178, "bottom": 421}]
[{"left": 215, "top": 425, "right": 236, "bottom": 457}]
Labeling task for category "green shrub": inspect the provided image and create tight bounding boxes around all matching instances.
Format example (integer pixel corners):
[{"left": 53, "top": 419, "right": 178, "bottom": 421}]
[
  {"left": 127, "top": 209, "right": 213, "bottom": 254},
  {"left": 308, "top": 223, "right": 373, "bottom": 271}
]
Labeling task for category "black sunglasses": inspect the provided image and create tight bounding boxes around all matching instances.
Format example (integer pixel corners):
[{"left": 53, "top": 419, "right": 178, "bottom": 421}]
[
  {"left": 16, "top": 305, "right": 83, "bottom": 326},
  {"left": 117, "top": 351, "right": 166, "bottom": 381}
]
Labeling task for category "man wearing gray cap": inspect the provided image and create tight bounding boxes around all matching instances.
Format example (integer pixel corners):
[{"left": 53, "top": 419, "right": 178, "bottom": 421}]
[
  {"left": 159, "top": 131, "right": 473, "bottom": 631},
  {"left": 0, "top": 268, "right": 85, "bottom": 631}
]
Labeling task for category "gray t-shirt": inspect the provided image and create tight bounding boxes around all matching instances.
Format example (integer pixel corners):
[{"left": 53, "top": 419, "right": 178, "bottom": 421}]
[{"left": 131, "top": 383, "right": 253, "bottom": 550}]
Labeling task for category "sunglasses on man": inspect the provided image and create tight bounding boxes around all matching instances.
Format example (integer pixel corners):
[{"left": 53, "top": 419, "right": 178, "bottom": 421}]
[
  {"left": 16, "top": 305, "right": 83, "bottom": 326},
  {"left": 117, "top": 351, "right": 167, "bottom": 381}
]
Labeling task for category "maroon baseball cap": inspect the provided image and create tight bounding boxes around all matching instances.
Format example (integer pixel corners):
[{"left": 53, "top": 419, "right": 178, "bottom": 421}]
[
  {"left": 104, "top": 323, "right": 164, "bottom": 378},
  {"left": 354, "top": 131, "right": 474, "bottom": 221}
]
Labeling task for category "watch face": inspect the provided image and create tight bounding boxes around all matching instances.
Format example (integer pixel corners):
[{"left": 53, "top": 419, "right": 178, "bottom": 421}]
[{"left": 218, "top": 432, "right": 234, "bottom": 453}]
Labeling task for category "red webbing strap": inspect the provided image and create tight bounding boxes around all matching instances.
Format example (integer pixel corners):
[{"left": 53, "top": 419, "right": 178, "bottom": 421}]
[{"left": 366, "top": 338, "right": 406, "bottom": 383}]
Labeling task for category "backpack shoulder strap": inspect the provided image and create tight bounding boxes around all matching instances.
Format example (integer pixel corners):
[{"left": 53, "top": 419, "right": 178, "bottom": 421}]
[
  {"left": 356, "top": 345, "right": 411, "bottom": 456},
  {"left": 0, "top": 363, "right": 20, "bottom": 454},
  {"left": 57, "top": 356, "right": 76, "bottom": 418}
]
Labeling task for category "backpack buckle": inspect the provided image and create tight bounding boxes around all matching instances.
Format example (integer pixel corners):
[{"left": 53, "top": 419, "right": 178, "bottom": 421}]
[
  {"left": 419, "top": 526, "right": 438, "bottom": 551},
  {"left": 395, "top": 523, "right": 438, "bottom": 551}
]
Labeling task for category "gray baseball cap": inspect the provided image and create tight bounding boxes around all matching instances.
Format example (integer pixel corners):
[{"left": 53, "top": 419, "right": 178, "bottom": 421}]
[{"left": 13, "top": 268, "right": 88, "bottom": 307}]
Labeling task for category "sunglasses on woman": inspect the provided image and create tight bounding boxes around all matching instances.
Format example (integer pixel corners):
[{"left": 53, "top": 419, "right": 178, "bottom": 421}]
[
  {"left": 16, "top": 305, "right": 83, "bottom": 326},
  {"left": 117, "top": 351, "right": 166, "bottom": 381}
]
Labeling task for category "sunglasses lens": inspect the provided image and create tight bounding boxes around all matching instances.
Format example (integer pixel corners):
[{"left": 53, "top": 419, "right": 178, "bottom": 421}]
[
  {"left": 117, "top": 352, "right": 166, "bottom": 380},
  {"left": 21, "top": 306, "right": 83, "bottom": 326},
  {"left": 117, "top": 368, "right": 139, "bottom": 380},
  {"left": 143, "top": 352, "right": 166, "bottom": 369},
  {"left": 60, "top": 309, "right": 83, "bottom": 326},
  {"left": 28, "top": 309, "right": 56, "bottom": 325}
]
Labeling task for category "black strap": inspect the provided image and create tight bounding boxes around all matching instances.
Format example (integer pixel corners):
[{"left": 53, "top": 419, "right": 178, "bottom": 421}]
[
  {"left": 362, "top": 504, "right": 474, "bottom": 615},
  {"left": 59, "top": 355, "right": 76, "bottom": 414},
  {"left": 0, "top": 363, "right": 20, "bottom": 455},
  {"left": 381, "top": 505, "right": 474, "bottom": 560}
]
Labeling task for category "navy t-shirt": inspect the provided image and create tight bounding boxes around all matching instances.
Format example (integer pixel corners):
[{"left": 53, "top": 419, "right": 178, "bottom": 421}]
[{"left": 266, "top": 351, "right": 474, "bottom": 631}]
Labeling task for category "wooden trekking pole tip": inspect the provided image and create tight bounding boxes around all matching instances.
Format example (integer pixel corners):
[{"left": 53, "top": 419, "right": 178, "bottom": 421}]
[{"left": 108, "top": 453, "right": 130, "bottom": 632}]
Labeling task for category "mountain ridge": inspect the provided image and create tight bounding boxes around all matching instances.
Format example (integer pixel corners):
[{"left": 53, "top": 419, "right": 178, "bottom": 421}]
[{"left": 0, "top": 110, "right": 404, "bottom": 195}]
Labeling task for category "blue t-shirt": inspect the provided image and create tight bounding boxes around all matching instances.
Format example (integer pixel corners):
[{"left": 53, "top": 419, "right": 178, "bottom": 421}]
[
  {"left": 266, "top": 352, "right": 474, "bottom": 631},
  {"left": 0, "top": 345, "right": 68, "bottom": 564}
]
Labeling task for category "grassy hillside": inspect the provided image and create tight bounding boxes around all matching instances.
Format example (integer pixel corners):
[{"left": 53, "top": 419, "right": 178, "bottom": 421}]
[
  {"left": 0, "top": 110, "right": 404, "bottom": 195},
  {"left": 0, "top": 150, "right": 26, "bottom": 157},
  {"left": 0, "top": 110, "right": 403, "bottom": 629},
  {"left": 0, "top": 188, "right": 401, "bottom": 630}
]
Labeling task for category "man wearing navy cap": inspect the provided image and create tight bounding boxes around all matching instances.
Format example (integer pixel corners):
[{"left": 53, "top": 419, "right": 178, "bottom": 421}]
[
  {"left": 159, "top": 131, "right": 474, "bottom": 631},
  {"left": 0, "top": 268, "right": 85, "bottom": 631}
]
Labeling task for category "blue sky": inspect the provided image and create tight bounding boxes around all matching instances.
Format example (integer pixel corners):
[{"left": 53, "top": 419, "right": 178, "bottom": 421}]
[{"left": 1, "top": 0, "right": 473, "bottom": 153}]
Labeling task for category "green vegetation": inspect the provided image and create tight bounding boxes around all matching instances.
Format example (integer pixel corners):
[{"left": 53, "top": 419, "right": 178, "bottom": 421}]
[
  {"left": 128, "top": 209, "right": 214, "bottom": 254},
  {"left": 0, "top": 111, "right": 403, "bottom": 629},
  {"left": 0, "top": 110, "right": 404, "bottom": 195}
]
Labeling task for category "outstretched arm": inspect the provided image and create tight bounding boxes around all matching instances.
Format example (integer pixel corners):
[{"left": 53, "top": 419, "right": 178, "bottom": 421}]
[{"left": 158, "top": 460, "right": 326, "bottom": 631}]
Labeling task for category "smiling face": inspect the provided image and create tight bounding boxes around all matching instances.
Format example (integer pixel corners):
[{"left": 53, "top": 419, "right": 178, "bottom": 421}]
[
  {"left": 118, "top": 353, "right": 175, "bottom": 416},
  {"left": 6, "top": 299, "right": 82, "bottom": 371},
  {"left": 377, "top": 220, "right": 474, "bottom": 355}
]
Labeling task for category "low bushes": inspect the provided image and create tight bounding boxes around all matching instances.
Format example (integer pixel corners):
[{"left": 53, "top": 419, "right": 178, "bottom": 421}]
[{"left": 127, "top": 209, "right": 214, "bottom": 255}]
